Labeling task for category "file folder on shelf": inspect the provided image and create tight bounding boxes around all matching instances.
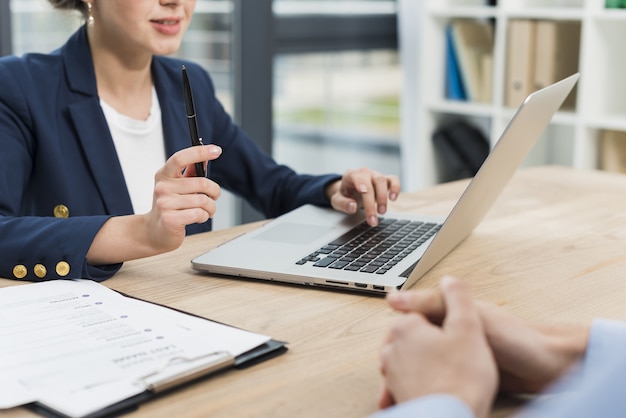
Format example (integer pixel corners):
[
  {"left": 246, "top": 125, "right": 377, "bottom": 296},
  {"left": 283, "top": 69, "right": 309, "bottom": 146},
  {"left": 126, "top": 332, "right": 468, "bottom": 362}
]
[{"left": 505, "top": 19, "right": 536, "bottom": 108}]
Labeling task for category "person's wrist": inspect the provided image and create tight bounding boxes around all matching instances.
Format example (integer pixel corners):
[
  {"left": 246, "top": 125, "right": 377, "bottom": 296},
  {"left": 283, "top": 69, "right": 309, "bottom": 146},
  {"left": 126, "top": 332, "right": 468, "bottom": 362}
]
[
  {"left": 324, "top": 180, "right": 341, "bottom": 201},
  {"left": 86, "top": 214, "right": 163, "bottom": 265},
  {"left": 545, "top": 324, "right": 589, "bottom": 374},
  {"left": 139, "top": 212, "right": 177, "bottom": 254}
]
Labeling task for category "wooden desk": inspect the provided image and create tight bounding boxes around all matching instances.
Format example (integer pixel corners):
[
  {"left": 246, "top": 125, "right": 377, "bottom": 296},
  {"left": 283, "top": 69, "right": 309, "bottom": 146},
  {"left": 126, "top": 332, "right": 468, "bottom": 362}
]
[{"left": 5, "top": 166, "right": 626, "bottom": 418}]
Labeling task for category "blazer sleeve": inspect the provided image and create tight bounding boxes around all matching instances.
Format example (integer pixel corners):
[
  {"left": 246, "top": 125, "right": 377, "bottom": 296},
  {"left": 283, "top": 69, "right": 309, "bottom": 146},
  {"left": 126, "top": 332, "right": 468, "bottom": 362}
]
[{"left": 0, "top": 58, "right": 121, "bottom": 282}]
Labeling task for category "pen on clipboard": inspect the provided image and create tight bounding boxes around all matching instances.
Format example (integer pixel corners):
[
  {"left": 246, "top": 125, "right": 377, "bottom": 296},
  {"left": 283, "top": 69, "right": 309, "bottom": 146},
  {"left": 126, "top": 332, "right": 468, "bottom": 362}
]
[
  {"left": 139, "top": 351, "right": 235, "bottom": 393},
  {"left": 182, "top": 65, "right": 206, "bottom": 178}
]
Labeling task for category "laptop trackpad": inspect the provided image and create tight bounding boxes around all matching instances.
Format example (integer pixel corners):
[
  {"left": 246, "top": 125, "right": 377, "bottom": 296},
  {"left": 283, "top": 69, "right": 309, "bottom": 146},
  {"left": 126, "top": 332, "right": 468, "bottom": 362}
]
[{"left": 253, "top": 223, "right": 334, "bottom": 245}]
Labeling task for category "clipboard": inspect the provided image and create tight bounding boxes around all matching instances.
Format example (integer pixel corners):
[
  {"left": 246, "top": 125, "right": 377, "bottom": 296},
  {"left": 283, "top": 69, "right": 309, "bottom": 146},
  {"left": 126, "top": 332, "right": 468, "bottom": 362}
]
[
  {"left": 27, "top": 340, "right": 287, "bottom": 418},
  {"left": 0, "top": 280, "right": 287, "bottom": 418}
]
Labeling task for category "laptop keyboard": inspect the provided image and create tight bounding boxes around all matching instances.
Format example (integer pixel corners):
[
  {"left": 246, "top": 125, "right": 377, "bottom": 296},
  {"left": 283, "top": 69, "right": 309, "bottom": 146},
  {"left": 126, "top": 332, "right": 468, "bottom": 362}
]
[{"left": 295, "top": 218, "right": 441, "bottom": 275}]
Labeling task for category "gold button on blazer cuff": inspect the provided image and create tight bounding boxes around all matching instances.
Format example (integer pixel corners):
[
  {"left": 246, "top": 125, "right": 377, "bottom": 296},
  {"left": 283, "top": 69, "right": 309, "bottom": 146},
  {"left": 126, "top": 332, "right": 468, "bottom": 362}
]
[
  {"left": 56, "top": 261, "right": 70, "bottom": 277},
  {"left": 34, "top": 264, "right": 47, "bottom": 279},
  {"left": 53, "top": 204, "right": 69, "bottom": 218},
  {"left": 13, "top": 264, "right": 27, "bottom": 279}
]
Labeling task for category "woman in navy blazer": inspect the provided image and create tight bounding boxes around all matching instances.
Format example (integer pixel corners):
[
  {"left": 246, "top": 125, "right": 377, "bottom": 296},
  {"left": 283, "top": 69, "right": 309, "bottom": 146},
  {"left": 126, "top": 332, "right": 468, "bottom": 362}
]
[{"left": 0, "top": 0, "right": 400, "bottom": 282}]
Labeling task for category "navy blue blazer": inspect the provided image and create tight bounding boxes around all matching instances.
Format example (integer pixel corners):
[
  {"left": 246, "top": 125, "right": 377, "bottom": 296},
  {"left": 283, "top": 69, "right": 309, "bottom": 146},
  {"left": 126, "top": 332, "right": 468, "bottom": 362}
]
[{"left": 0, "top": 26, "right": 338, "bottom": 282}]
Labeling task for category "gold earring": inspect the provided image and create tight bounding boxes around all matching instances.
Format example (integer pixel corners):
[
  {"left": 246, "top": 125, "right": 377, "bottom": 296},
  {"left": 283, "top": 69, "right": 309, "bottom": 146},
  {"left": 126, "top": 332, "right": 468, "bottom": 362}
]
[{"left": 87, "top": 2, "right": 94, "bottom": 26}]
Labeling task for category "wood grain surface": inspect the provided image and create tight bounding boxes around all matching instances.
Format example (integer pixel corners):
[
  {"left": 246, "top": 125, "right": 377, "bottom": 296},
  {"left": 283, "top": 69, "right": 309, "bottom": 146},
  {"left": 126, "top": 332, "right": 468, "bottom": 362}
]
[{"left": 4, "top": 166, "right": 626, "bottom": 418}]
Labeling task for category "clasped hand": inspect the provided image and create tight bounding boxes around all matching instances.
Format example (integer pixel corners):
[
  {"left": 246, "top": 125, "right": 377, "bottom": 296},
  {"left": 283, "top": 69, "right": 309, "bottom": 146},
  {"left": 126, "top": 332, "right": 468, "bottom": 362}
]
[{"left": 378, "top": 276, "right": 588, "bottom": 418}]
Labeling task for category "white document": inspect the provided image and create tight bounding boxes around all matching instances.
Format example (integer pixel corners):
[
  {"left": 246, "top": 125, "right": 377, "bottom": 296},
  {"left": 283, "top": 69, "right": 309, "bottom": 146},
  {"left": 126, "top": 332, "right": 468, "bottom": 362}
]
[{"left": 0, "top": 279, "right": 271, "bottom": 417}]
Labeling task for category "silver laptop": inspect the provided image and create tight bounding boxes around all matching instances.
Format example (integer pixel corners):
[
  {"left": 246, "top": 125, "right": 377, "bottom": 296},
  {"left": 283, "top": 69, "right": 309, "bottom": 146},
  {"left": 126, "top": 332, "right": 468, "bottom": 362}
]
[{"left": 192, "top": 73, "right": 579, "bottom": 294}]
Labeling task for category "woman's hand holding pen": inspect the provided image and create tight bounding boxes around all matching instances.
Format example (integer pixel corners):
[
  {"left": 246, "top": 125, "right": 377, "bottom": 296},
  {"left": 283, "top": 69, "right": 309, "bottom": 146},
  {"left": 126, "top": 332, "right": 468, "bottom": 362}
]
[
  {"left": 325, "top": 168, "right": 401, "bottom": 227},
  {"left": 146, "top": 144, "right": 222, "bottom": 251},
  {"left": 86, "top": 145, "right": 222, "bottom": 266}
]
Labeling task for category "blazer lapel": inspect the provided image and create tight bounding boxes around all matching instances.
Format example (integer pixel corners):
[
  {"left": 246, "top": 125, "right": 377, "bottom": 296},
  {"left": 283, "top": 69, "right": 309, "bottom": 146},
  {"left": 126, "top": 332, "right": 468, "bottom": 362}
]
[
  {"left": 152, "top": 57, "right": 187, "bottom": 158},
  {"left": 67, "top": 99, "right": 133, "bottom": 215},
  {"left": 62, "top": 27, "right": 133, "bottom": 215}
]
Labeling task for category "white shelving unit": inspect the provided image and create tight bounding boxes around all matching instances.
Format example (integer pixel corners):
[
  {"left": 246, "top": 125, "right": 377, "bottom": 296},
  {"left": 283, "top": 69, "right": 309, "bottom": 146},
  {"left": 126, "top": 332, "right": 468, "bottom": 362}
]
[{"left": 398, "top": 0, "right": 626, "bottom": 191}]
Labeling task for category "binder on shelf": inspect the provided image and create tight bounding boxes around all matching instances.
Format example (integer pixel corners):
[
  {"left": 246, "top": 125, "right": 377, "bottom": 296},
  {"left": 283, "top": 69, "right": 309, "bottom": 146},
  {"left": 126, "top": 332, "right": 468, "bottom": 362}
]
[
  {"left": 505, "top": 19, "right": 536, "bottom": 108},
  {"left": 449, "top": 19, "right": 494, "bottom": 103},
  {"left": 0, "top": 280, "right": 287, "bottom": 418},
  {"left": 599, "top": 130, "right": 626, "bottom": 173},
  {"left": 481, "top": 52, "right": 494, "bottom": 105},
  {"left": 445, "top": 23, "right": 467, "bottom": 101},
  {"left": 534, "top": 20, "right": 580, "bottom": 110}
]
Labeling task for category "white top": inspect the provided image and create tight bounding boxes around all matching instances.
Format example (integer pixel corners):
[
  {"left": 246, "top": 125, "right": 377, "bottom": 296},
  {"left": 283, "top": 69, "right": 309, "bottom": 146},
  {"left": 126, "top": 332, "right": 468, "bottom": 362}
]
[{"left": 100, "top": 87, "right": 166, "bottom": 214}]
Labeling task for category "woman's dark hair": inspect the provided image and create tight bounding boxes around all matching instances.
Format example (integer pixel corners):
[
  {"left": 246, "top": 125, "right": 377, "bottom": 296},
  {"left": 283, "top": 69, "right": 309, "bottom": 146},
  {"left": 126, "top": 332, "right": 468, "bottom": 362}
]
[{"left": 48, "top": 0, "right": 88, "bottom": 20}]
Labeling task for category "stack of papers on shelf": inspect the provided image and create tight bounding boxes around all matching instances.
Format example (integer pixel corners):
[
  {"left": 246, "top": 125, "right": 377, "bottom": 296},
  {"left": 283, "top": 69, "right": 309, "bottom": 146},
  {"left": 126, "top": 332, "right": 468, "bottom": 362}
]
[{"left": 0, "top": 280, "right": 285, "bottom": 418}]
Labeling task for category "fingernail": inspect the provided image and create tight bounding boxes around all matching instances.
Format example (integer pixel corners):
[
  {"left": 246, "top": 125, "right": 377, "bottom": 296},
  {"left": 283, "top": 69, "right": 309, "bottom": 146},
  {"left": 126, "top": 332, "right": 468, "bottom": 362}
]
[
  {"left": 368, "top": 216, "right": 378, "bottom": 226},
  {"left": 347, "top": 202, "right": 357, "bottom": 214},
  {"left": 359, "top": 184, "right": 368, "bottom": 193},
  {"left": 210, "top": 146, "right": 222, "bottom": 156},
  {"left": 378, "top": 204, "right": 386, "bottom": 214},
  {"left": 390, "top": 193, "right": 398, "bottom": 201}
]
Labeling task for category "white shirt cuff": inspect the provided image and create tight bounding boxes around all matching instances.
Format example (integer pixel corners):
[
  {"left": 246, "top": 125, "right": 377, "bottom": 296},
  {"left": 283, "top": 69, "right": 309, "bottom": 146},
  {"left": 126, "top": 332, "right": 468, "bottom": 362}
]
[{"left": 369, "top": 394, "right": 476, "bottom": 418}]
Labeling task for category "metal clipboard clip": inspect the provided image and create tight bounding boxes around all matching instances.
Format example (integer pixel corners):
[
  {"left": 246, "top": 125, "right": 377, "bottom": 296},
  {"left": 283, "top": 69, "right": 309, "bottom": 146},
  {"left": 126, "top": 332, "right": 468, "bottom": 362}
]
[{"left": 138, "top": 350, "right": 235, "bottom": 393}]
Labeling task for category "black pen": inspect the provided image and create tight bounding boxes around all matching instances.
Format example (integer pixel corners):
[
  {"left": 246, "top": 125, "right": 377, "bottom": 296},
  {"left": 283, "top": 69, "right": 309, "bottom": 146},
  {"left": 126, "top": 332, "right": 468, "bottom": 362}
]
[{"left": 182, "top": 65, "right": 206, "bottom": 178}]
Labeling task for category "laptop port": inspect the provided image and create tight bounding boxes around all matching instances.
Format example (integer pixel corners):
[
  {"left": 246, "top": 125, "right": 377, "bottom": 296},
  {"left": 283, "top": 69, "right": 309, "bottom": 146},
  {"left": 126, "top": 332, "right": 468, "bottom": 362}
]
[
  {"left": 354, "top": 283, "right": 367, "bottom": 288},
  {"left": 372, "top": 285, "right": 385, "bottom": 291},
  {"left": 326, "top": 280, "right": 349, "bottom": 286}
]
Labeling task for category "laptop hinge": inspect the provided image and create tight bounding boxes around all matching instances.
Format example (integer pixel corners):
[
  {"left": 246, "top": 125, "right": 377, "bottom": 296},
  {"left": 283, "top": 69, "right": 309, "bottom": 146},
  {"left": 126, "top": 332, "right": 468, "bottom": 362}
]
[{"left": 400, "top": 260, "right": 419, "bottom": 278}]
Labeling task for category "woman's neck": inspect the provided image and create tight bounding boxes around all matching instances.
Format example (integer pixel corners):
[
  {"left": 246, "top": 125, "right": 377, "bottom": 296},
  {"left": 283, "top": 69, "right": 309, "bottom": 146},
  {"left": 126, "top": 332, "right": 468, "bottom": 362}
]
[{"left": 88, "top": 29, "right": 155, "bottom": 120}]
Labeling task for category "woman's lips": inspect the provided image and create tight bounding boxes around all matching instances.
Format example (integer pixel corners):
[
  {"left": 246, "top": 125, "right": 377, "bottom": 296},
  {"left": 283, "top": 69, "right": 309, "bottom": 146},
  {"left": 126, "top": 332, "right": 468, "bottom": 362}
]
[{"left": 150, "top": 19, "right": 182, "bottom": 35}]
